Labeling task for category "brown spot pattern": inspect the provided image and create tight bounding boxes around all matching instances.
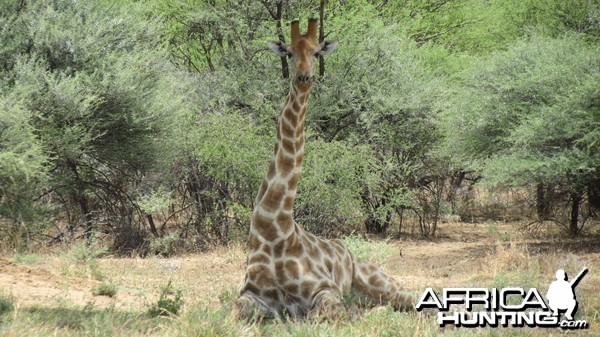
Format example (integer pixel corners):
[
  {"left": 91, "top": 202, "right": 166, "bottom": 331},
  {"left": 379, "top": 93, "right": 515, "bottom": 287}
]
[
  {"left": 285, "top": 284, "right": 299, "bottom": 294},
  {"left": 263, "top": 289, "right": 280, "bottom": 302},
  {"left": 277, "top": 154, "right": 295, "bottom": 174},
  {"left": 295, "top": 152, "right": 304, "bottom": 167},
  {"left": 295, "top": 137, "right": 304, "bottom": 150},
  {"left": 266, "top": 162, "right": 276, "bottom": 180},
  {"left": 261, "top": 182, "right": 286, "bottom": 213},
  {"left": 285, "top": 236, "right": 304, "bottom": 257},
  {"left": 273, "top": 240, "right": 285, "bottom": 257},
  {"left": 248, "top": 234, "right": 260, "bottom": 251},
  {"left": 253, "top": 212, "right": 278, "bottom": 241},
  {"left": 282, "top": 138, "right": 295, "bottom": 153},
  {"left": 281, "top": 120, "right": 294, "bottom": 138},
  {"left": 284, "top": 108, "right": 297, "bottom": 125},
  {"left": 248, "top": 253, "right": 270, "bottom": 265},
  {"left": 276, "top": 212, "right": 293, "bottom": 232},
  {"left": 288, "top": 173, "right": 300, "bottom": 190},
  {"left": 285, "top": 260, "right": 300, "bottom": 279},
  {"left": 283, "top": 196, "right": 294, "bottom": 211},
  {"left": 237, "top": 31, "right": 415, "bottom": 319}
]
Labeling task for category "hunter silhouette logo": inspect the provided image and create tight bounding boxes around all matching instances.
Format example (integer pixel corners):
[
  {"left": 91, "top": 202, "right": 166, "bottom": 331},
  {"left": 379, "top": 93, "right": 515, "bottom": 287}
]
[
  {"left": 546, "top": 268, "right": 587, "bottom": 321},
  {"left": 416, "top": 268, "right": 589, "bottom": 329}
]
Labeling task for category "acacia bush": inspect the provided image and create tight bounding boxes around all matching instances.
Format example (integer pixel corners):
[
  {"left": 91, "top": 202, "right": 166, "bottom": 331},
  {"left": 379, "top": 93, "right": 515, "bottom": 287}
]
[
  {"left": 0, "top": 98, "right": 48, "bottom": 244},
  {"left": 0, "top": 0, "right": 196, "bottom": 249},
  {"left": 440, "top": 33, "right": 600, "bottom": 235},
  {"left": 297, "top": 140, "right": 375, "bottom": 236},
  {"left": 1, "top": 0, "right": 599, "bottom": 252}
]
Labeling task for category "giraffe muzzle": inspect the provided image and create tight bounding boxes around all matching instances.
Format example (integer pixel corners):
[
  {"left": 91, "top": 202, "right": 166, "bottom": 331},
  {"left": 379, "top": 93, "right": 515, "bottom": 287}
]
[{"left": 296, "top": 74, "right": 312, "bottom": 85}]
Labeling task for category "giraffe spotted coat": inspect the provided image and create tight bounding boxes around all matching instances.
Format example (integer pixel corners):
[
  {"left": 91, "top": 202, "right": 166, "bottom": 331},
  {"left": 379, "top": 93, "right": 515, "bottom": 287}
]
[{"left": 233, "top": 19, "right": 415, "bottom": 320}]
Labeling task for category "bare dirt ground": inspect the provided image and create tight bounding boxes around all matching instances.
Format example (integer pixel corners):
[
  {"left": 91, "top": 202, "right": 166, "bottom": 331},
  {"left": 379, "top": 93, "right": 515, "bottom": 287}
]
[{"left": 1, "top": 222, "right": 599, "bottom": 316}]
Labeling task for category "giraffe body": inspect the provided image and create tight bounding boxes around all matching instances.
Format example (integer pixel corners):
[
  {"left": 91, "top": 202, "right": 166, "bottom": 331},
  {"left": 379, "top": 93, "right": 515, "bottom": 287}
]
[{"left": 233, "top": 19, "right": 414, "bottom": 320}]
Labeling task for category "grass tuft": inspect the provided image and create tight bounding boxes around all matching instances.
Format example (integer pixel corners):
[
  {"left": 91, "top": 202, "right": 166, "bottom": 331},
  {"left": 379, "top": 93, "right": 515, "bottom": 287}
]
[
  {"left": 487, "top": 241, "right": 530, "bottom": 275},
  {"left": 11, "top": 253, "right": 41, "bottom": 264},
  {"left": 0, "top": 292, "right": 14, "bottom": 316},
  {"left": 18, "top": 305, "right": 159, "bottom": 335},
  {"left": 341, "top": 233, "right": 394, "bottom": 264},
  {"left": 148, "top": 281, "right": 184, "bottom": 317},
  {"left": 218, "top": 287, "right": 239, "bottom": 305},
  {"left": 93, "top": 283, "right": 118, "bottom": 297}
]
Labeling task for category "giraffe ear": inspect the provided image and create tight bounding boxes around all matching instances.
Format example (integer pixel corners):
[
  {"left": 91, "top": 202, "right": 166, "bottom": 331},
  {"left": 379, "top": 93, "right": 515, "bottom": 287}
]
[
  {"left": 318, "top": 40, "right": 338, "bottom": 56},
  {"left": 268, "top": 41, "right": 291, "bottom": 57}
]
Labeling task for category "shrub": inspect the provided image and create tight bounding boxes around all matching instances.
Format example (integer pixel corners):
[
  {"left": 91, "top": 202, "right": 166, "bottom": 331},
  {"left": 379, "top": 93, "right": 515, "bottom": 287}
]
[
  {"left": 0, "top": 292, "right": 14, "bottom": 316},
  {"left": 93, "top": 283, "right": 118, "bottom": 297},
  {"left": 148, "top": 281, "right": 183, "bottom": 317},
  {"left": 341, "top": 233, "right": 394, "bottom": 265}
]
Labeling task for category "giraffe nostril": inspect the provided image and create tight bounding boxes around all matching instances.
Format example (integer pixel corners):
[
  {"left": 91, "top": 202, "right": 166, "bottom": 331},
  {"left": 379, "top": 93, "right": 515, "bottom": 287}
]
[{"left": 296, "top": 74, "right": 312, "bottom": 83}]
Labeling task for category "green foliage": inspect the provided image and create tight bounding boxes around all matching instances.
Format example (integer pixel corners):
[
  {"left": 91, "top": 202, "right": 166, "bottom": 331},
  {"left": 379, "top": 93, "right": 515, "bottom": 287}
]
[
  {"left": 341, "top": 233, "right": 394, "bottom": 265},
  {"left": 2, "top": 0, "right": 599, "bottom": 245},
  {"left": 439, "top": 32, "right": 599, "bottom": 233},
  {"left": 0, "top": 98, "right": 48, "bottom": 225},
  {"left": 297, "top": 140, "right": 375, "bottom": 234},
  {"left": 309, "top": 17, "right": 445, "bottom": 233},
  {"left": 217, "top": 287, "right": 239, "bottom": 305},
  {"left": 148, "top": 281, "right": 184, "bottom": 317},
  {"left": 441, "top": 33, "right": 600, "bottom": 188},
  {"left": 11, "top": 253, "right": 41, "bottom": 264},
  {"left": 382, "top": 0, "right": 599, "bottom": 55},
  {"left": 15, "top": 305, "right": 159, "bottom": 335},
  {"left": 61, "top": 242, "right": 108, "bottom": 280},
  {"left": 149, "top": 233, "right": 181, "bottom": 257},
  {"left": 137, "top": 189, "right": 176, "bottom": 216},
  {"left": 0, "top": 0, "right": 197, "bottom": 243},
  {"left": 68, "top": 242, "right": 109, "bottom": 262},
  {"left": 92, "top": 283, "right": 118, "bottom": 297},
  {"left": 0, "top": 292, "right": 14, "bottom": 316},
  {"left": 193, "top": 113, "right": 270, "bottom": 199}
]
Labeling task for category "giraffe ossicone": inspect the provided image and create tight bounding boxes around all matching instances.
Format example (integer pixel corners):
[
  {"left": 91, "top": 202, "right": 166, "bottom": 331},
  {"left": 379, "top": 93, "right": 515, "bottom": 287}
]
[{"left": 232, "top": 18, "right": 415, "bottom": 320}]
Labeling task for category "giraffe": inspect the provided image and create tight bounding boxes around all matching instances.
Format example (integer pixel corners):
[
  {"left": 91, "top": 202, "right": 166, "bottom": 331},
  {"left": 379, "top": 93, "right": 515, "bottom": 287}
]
[{"left": 232, "top": 18, "right": 415, "bottom": 320}]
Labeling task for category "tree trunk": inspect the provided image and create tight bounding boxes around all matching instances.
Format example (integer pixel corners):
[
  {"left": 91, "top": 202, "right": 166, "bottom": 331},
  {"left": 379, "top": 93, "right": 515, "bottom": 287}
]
[
  {"left": 318, "top": 0, "right": 326, "bottom": 77},
  {"left": 569, "top": 191, "right": 582, "bottom": 236},
  {"left": 396, "top": 207, "right": 404, "bottom": 237},
  {"left": 365, "top": 216, "right": 387, "bottom": 234},
  {"left": 263, "top": 0, "right": 289, "bottom": 79},
  {"left": 276, "top": 0, "right": 289, "bottom": 79},
  {"left": 77, "top": 194, "right": 93, "bottom": 242},
  {"left": 588, "top": 179, "right": 600, "bottom": 215},
  {"left": 447, "top": 169, "right": 465, "bottom": 214},
  {"left": 536, "top": 182, "right": 549, "bottom": 220},
  {"left": 185, "top": 157, "right": 208, "bottom": 238},
  {"left": 146, "top": 213, "right": 159, "bottom": 237},
  {"left": 364, "top": 198, "right": 391, "bottom": 234},
  {"left": 66, "top": 159, "right": 94, "bottom": 242}
]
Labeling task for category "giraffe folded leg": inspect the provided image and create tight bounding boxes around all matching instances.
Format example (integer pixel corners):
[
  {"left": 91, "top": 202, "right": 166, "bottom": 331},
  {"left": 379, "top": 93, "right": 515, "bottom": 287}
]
[
  {"left": 351, "top": 258, "right": 415, "bottom": 312},
  {"left": 309, "top": 288, "right": 347, "bottom": 320},
  {"left": 231, "top": 293, "right": 272, "bottom": 321}
]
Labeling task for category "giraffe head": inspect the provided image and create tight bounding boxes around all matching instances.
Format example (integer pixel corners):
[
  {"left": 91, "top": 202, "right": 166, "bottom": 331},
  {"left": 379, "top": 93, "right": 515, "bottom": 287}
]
[{"left": 268, "top": 18, "right": 338, "bottom": 86}]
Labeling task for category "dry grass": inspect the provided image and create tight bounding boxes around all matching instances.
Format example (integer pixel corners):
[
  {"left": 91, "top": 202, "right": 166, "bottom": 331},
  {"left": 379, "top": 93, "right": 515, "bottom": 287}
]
[{"left": 0, "top": 222, "right": 598, "bottom": 336}]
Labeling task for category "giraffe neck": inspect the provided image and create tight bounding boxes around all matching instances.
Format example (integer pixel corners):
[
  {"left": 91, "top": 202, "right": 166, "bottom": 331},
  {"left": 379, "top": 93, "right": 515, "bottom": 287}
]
[{"left": 251, "top": 82, "right": 311, "bottom": 243}]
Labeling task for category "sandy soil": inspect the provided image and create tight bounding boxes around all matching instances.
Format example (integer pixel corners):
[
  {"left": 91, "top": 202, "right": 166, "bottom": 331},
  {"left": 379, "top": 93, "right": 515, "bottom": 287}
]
[{"left": 1, "top": 222, "right": 598, "bottom": 313}]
